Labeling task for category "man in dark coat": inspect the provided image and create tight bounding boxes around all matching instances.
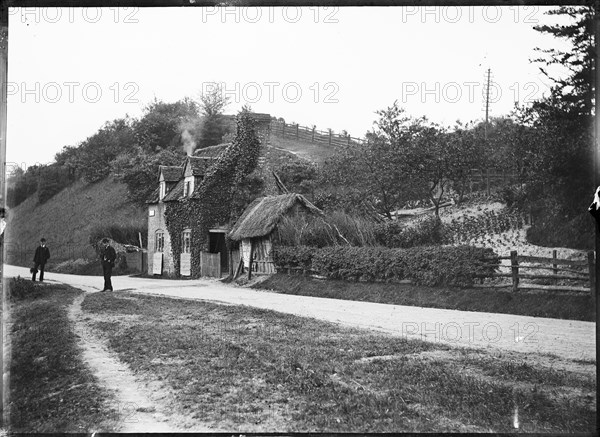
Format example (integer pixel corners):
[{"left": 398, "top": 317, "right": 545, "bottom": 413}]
[
  {"left": 100, "top": 238, "right": 117, "bottom": 292},
  {"left": 32, "top": 238, "right": 50, "bottom": 281}
]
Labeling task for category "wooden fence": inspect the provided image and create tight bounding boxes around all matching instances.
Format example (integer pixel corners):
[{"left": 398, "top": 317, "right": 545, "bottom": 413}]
[
  {"left": 270, "top": 120, "right": 364, "bottom": 148},
  {"left": 271, "top": 249, "right": 596, "bottom": 294},
  {"left": 465, "top": 168, "right": 520, "bottom": 195},
  {"left": 477, "top": 250, "right": 595, "bottom": 294}
]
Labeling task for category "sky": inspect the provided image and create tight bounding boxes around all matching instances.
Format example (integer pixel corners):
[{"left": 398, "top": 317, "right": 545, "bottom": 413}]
[{"left": 6, "top": 5, "right": 573, "bottom": 168}]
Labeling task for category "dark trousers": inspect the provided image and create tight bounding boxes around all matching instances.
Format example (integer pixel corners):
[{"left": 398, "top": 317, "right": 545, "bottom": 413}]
[
  {"left": 102, "top": 262, "right": 113, "bottom": 291},
  {"left": 32, "top": 262, "right": 45, "bottom": 281}
]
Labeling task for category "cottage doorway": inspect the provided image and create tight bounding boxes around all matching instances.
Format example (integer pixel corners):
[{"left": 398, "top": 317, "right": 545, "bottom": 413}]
[{"left": 208, "top": 230, "right": 228, "bottom": 276}]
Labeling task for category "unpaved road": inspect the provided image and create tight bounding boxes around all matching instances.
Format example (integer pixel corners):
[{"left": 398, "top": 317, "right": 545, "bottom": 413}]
[{"left": 5, "top": 265, "right": 595, "bottom": 362}]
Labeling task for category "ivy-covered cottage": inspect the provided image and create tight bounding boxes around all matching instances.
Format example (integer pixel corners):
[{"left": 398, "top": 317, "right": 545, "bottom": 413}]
[
  {"left": 228, "top": 193, "right": 322, "bottom": 274},
  {"left": 146, "top": 111, "right": 275, "bottom": 277}
]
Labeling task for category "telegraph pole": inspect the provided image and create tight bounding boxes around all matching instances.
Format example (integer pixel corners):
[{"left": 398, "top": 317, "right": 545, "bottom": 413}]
[{"left": 484, "top": 68, "right": 491, "bottom": 141}]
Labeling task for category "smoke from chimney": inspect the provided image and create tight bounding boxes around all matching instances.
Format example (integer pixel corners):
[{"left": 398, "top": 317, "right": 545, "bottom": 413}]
[
  {"left": 179, "top": 118, "right": 202, "bottom": 156},
  {"left": 182, "top": 129, "right": 196, "bottom": 156}
]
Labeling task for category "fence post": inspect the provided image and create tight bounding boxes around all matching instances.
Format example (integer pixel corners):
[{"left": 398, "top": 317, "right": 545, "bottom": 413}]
[
  {"left": 296, "top": 124, "right": 299, "bottom": 139},
  {"left": 282, "top": 123, "right": 285, "bottom": 138},
  {"left": 511, "top": 250, "right": 519, "bottom": 292},
  {"left": 311, "top": 127, "right": 315, "bottom": 143},
  {"left": 552, "top": 249, "right": 558, "bottom": 283},
  {"left": 588, "top": 251, "right": 595, "bottom": 297},
  {"left": 328, "top": 130, "right": 332, "bottom": 145}
]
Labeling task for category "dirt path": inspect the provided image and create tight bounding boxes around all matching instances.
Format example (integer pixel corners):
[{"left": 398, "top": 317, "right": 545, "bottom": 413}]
[
  {"left": 5, "top": 265, "right": 595, "bottom": 363},
  {"left": 67, "top": 291, "right": 216, "bottom": 432}
]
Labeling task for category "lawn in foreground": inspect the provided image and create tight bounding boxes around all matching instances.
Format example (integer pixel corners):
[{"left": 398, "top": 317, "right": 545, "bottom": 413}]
[
  {"left": 82, "top": 291, "right": 596, "bottom": 433},
  {"left": 8, "top": 283, "right": 120, "bottom": 433},
  {"left": 254, "top": 274, "right": 595, "bottom": 321}
]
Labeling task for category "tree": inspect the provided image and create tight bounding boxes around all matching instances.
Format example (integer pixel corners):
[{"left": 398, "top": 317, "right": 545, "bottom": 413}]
[
  {"left": 440, "top": 123, "right": 481, "bottom": 205},
  {"left": 37, "top": 163, "right": 72, "bottom": 204},
  {"left": 114, "top": 147, "right": 186, "bottom": 205},
  {"left": 196, "top": 84, "right": 233, "bottom": 149},
  {"left": 76, "top": 117, "right": 136, "bottom": 183},
  {"left": 502, "top": 6, "right": 596, "bottom": 249},
  {"left": 525, "top": 6, "right": 594, "bottom": 213},
  {"left": 6, "top": 165, "right": 42, "bottom": 207},
  {"left": 321, "top": 102, "right": 430, "bottom": 219},
  {"left": 276, "top": 161, "right": 319, "bottom": 200},
  {"left": 133, "top": 98, "right": 200, "bottom": 153},
  {"left": 199, "top": 83, "right": 230, "bottom": 116},
  {"left": 533, "top": 6, "right": 594, "bottom": 117}
]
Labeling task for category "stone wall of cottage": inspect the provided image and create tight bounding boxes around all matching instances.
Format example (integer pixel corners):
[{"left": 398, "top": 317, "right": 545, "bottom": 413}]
[{"left": 147, "top": 202, "right": 176, "bottom": 276}]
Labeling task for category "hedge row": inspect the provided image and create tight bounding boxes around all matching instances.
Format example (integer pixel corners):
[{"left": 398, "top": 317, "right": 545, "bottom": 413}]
[{"left": 272, "top": 245, "right": 499, "bottom": 287}]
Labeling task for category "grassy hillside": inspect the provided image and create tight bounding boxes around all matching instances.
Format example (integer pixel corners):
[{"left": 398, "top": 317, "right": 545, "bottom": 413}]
[
  {"left": 5, "top": 178, "right": 147, "bottom": 268},
  {"left": 269, "top": 135, "right": 336, "bottom": 163}
]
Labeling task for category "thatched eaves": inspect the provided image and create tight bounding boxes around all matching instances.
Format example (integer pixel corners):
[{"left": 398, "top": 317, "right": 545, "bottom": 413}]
[{"left": 229, "top": 193, "right": 322, "bottom": 241}]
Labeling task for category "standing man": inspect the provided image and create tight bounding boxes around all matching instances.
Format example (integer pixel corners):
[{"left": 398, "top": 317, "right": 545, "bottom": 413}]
[
  {"left": 100, "top": 238, "right": 117, "bottom": 292},
  {"left": 32, "top": 238, "right": 50, "bottom": 282}
]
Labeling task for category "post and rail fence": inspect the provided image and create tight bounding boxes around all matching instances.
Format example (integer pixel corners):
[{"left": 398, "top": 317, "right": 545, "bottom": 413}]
[
  {"left": 274, "top": 249, "right": 595, "bottom": 295},
  {"left": 476, "top": 249, "right": 595, "bottom": 294}
]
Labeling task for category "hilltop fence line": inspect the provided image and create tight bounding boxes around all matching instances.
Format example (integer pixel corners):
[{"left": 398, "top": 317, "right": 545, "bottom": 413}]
[{"left": 269, "top": 120, "right": 365, "bottom": 148}]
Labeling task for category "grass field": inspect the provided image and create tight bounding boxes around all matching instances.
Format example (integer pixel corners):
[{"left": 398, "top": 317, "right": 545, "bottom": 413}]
[
  {"left": 8, "top": 282, "right": 120, "bottom": 433},
  {"left": 81, "top": 291, "right": 596, "bottom": 432},
  {"left": 253, "top": 274, "right": 595, "bottom": 322}
]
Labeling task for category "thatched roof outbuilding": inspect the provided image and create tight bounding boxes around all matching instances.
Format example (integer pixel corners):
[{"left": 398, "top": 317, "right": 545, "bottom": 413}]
[{"left": 229, "top": 193, "right": 322, "bottom": 241}]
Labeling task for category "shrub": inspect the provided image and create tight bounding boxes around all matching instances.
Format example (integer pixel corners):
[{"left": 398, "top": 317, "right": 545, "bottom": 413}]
[
  {"left": 273, "top": 245, "right": 499, "bottom": 287},
  {"left": 403, "top": 245, "right": 498, "bottom": 287},
  {"left": 8, "top": 276, "right": 39, "bottom": 300},
  {"left": 312, "top": 246, "right": 405, "bottom": 282},
  {"left": 272, "top": 246, "right": 314, "bottom": 269},
  {"left": 375, "top": 215, "right": 449, "bottom": 248},
  {"left": 527, "top": 212, "right": 594, "bottom": 250}
]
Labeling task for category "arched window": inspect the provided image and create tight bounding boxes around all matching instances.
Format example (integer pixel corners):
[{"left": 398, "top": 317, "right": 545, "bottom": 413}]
[
  {"left": 182, "top": 229, "right": 191, "bottom": 253},
  {"left": 155, "top": 230, "right": 164, "bottom": 252}
]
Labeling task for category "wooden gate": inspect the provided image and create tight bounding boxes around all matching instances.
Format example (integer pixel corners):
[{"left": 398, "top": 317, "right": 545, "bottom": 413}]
[{"left": 200, "top": 251, "right": 221, "bottom": 278}]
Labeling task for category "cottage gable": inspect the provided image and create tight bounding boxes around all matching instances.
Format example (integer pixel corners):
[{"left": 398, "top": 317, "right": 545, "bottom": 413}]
[
  {"left": 181, "top": 156, "right": 214, "bottom": 198},
  {"left": 157, "top": 165, "right": 183, "bottom": 202}
]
